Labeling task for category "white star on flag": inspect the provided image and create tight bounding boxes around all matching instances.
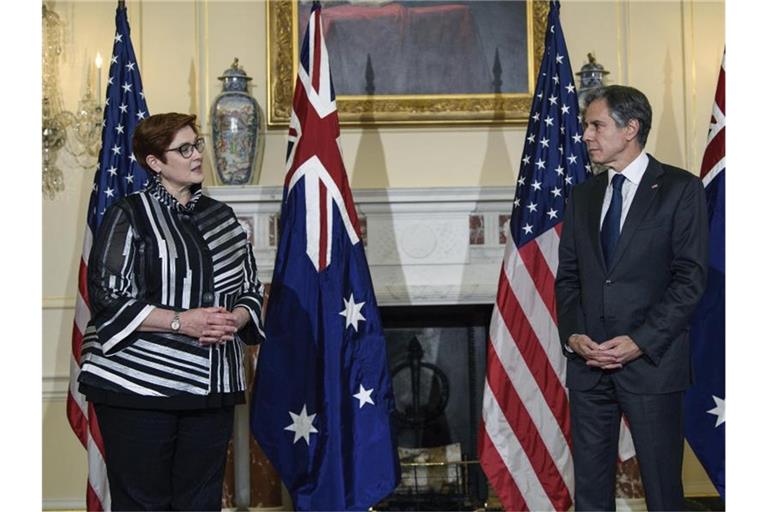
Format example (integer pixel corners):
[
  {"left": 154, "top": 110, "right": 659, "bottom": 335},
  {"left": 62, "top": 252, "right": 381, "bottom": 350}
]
[
  {"left": 284, "top": 404, "right": 319, "bottom": 445},
  {"left": 353, "top": 384, "right": 375, "bottom": 409},
  {"left": 707, "top": 396, "right": 725, "bottom": 428},
  {"left": 340, "top": 292, "right": 366, "bottom": 332}
]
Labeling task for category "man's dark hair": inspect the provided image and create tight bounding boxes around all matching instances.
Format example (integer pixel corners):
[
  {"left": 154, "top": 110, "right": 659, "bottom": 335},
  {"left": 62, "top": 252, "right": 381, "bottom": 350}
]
[{"left": 582, "top": 85, "right": 653, "bottom": 147}]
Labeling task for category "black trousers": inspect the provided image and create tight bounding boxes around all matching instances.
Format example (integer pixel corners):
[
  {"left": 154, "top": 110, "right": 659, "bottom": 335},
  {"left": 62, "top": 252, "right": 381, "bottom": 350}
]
[
  {"left": 94, "top": 403, "right": 234, "bottom": 511},
  {"left": 569, "top": 374, "right": 685, "bottom": 512}
]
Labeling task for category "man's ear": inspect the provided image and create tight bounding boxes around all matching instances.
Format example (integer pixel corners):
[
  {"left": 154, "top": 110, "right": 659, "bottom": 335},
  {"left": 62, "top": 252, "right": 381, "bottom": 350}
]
[
  {"left": 625, "top": 118, "right": 640, "bottom": 142},
  {"left": 145, "top": 154, "right": 163, "bottom": 174}
]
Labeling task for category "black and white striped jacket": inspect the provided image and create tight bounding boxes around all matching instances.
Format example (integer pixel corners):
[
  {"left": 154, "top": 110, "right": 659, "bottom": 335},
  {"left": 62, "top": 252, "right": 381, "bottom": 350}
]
[{"left": 78, "top": 179, "right": 265, "bottom": 408}]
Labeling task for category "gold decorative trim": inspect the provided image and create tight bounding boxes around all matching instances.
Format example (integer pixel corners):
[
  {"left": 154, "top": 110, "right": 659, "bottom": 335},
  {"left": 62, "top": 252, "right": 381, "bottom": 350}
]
[{"left": 267, "top": 0, "right": 548, "bottom": 126}]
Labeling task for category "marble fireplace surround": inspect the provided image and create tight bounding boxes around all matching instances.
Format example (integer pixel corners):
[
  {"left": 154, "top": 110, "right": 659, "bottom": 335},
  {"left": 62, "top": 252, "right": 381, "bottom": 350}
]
[{"left": 206, "top": 185, "right": 515, "bottom": 306}]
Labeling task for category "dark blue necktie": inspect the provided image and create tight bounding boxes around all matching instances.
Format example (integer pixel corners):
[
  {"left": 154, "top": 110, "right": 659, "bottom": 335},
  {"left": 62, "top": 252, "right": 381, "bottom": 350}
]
[{"left": 601, "top": 173, "right": 626, "bottom": 266}]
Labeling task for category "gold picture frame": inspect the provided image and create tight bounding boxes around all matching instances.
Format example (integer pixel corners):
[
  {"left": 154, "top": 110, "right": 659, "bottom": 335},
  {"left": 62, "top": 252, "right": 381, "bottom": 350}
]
[{"left": 267, "top": 0, "right": 548, "bottom": 126}]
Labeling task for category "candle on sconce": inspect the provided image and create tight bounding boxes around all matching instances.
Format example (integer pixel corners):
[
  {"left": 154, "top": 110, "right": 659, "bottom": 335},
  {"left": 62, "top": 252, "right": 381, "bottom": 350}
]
[{"left": 95, "top": 52, "right": 103, "bottom": 101}]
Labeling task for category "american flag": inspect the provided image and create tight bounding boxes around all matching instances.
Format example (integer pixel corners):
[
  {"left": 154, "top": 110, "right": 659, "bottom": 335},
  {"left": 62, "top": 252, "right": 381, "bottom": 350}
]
[
  {"left": 66, "top": 5, "right": 149, "bottom": 511},
  {"left": 684, "top": 51, "right": 725, "bottom": 498},
  {"left": 250, "top": 2, "right": 399, "bottom": 510},
  {"left": 478, "top": 2, "right": 633, "bottom": 510}
]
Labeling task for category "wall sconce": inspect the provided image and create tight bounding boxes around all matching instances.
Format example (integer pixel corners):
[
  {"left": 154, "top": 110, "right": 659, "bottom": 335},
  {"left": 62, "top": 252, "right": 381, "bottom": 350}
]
[{"left": 42, "top": 2, "right": 104, "bottom": 199}]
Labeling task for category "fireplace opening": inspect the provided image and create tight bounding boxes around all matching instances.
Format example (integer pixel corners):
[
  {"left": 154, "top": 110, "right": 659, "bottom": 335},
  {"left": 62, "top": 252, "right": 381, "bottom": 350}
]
[{"left": 378, "top": 304, "right": 492, "bottom": 511}]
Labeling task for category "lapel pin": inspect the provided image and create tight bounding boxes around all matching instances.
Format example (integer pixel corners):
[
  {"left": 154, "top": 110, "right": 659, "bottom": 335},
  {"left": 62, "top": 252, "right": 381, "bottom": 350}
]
[{"left": 651, "top": 183, "right": 659, "bottom": 189}]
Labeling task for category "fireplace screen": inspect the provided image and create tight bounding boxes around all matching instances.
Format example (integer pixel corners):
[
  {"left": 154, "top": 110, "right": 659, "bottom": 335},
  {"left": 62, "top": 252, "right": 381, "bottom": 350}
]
[{"left": 377, "top": 305, "right": 491, "bottom": 510}]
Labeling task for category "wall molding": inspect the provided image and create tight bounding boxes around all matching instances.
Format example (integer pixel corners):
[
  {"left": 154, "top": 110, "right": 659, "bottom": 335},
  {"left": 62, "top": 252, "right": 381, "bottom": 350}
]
[
  {"left": 207, "top": 185, "right": 515, "bottom": 306},
  {"left": 43, "top": 376, "right": 70, "bottom": 401},
  {"left": 43, "top": 297, "right": 76, "bottom": 310},
  {"left": 42, "top": 498, "right": 86, "bottom": 511},
  {"left": 680, "top": 0, "right": 696, "bottom": 173}
]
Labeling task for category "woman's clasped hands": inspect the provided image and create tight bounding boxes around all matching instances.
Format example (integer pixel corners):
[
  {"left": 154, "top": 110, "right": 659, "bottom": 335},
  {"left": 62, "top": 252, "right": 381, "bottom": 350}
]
[{"left": 180, "top": 307, "right": 239, "bottom": 345}]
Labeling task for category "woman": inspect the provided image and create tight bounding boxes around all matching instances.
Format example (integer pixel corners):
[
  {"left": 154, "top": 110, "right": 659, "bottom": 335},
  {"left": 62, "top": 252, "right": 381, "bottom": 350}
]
[{"left": 78, "top": 112, "right": 265, "bottom": 511}]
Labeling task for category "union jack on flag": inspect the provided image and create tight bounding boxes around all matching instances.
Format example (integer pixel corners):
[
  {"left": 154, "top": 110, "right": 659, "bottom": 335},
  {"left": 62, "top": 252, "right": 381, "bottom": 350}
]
[{"left": 251, "top": 2, "right": 399, "bottom": 510}]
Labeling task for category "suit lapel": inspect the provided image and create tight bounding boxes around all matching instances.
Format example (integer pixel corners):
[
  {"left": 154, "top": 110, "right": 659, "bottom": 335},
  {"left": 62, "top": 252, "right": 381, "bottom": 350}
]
[
  {"left": 607, "top": 156, "right": 665, "bottom": 272},
  {"left": 587, "top": 172, "right": 609, "bottom": 274}
]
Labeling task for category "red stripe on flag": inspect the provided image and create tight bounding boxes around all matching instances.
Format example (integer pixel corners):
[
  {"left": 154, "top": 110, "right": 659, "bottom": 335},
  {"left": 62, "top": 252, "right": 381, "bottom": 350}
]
[
  {"left": 485, "top": 339, "right": 572, "bottom": 510},
  {"left": 78, "top": 259, "right": 90, "bottom": 307},
  {"left": 71, "top": 322, "right": 85, "bottom": 376},
  {"left": 319, "top": 182, "right": 328, "bottom": 270},
  {"left": 714, "top": 66, "right": 725, "bottom": 116},
  {"left": 86, "top": 482, "right": 104, "bottom": 512},
  {"left": 517, "top": 240, "right": 558, "bottom": 324},
  {"left": 495, "top": 268, "right": 571, "bottom": 441},
  {"left": 700, "top": 127, "right": 725, "bottom": 178},
  {"left": 66, "top": 392, "right": 88, "bottom": 448},
  {"left": 478, "top": 421, "right": 529, "bottom": 512}
]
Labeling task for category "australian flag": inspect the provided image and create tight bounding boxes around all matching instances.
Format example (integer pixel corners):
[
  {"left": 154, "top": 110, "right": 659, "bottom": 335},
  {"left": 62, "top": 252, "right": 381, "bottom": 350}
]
[
  {"left": 684, "top": 52, "right": 725, "bottom": 499},
  {"left": 250, "top": 2, "right": 400, "bottom": 510}
]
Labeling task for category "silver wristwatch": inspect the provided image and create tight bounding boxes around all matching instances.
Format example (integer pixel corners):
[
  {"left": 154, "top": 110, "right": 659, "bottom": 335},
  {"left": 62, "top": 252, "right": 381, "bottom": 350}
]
[{"left": 170, "top": 312, "right": 181, "bottom": 332}]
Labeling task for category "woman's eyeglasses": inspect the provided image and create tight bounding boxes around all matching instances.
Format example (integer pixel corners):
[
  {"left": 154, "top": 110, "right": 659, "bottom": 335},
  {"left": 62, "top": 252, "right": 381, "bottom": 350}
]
[{"left": 165, "top": 137, "right": 206, "bottom": 158}]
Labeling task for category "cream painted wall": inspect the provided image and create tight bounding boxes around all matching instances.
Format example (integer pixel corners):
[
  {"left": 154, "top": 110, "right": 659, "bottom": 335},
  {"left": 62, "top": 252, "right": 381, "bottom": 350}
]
[{"left": 42, "top": 0, "right": 724, "bottom": 507}]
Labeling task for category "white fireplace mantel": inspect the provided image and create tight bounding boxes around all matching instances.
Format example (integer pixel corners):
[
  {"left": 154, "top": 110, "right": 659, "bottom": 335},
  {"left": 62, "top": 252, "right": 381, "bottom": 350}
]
[{"left": 206, "top": 185, "right": 515, "bottom": 306}]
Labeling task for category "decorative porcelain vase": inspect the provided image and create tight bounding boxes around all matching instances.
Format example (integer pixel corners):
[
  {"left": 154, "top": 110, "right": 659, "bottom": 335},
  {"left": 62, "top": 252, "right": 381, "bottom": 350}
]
[{"left": 211, "top": 58, "right": 264, "bottom": 185}]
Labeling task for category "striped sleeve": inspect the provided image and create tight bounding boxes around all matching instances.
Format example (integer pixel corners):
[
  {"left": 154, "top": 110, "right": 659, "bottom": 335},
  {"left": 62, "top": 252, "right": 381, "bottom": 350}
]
[
  {"left": 233, "top": 241, "right": 266, "bottom": 345},
  {"left": 87, "top": 203, "right": 155, "bottom": 355}
]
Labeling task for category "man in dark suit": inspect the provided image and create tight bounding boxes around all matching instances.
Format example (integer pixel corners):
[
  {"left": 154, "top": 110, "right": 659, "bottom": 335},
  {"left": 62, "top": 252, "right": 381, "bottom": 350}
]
[{"left": 555, "top": 85, "right": 708, "bottom": 511}]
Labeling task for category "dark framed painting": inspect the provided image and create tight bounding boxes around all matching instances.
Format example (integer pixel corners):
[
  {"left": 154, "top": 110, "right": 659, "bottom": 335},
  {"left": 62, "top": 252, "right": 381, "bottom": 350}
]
[{"left": 267, "top": 0, "right": 548, "bottom": 126}]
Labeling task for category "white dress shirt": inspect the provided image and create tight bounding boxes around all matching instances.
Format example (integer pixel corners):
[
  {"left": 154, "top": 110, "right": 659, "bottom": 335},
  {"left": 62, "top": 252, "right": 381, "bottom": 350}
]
[
  {"left": 566, "top": 152, "right": 649, "bottom": 352},
  {"left": 599, "top": 152, "right": 649, "bottom": 232}
]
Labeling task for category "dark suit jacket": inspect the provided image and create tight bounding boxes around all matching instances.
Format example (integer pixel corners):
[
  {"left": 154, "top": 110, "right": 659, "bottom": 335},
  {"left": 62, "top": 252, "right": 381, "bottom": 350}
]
[{"left": 555, "top": 154, "right": 708, "bottom": 394}]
